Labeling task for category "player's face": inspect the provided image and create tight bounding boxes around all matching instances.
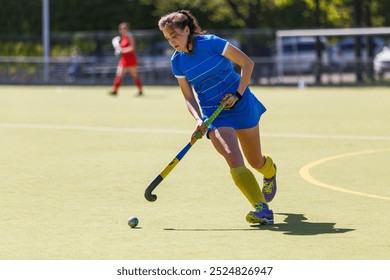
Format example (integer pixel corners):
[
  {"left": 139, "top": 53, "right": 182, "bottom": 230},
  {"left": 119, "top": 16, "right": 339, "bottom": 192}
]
[
  {"left": 162, "top": 26, "right": 190, "bottom": 53},
  {"left": 119, "top": 25, "right": 128, "bottom": 36}
]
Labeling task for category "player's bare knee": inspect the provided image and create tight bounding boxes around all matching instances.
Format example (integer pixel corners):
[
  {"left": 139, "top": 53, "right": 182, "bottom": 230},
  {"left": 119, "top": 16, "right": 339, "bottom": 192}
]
[
  {"left": 224, "top": 154, "right": 244, "bottom": 168},
  {"left": 247, "top": 155, "right": 265, "bottom": 169}
]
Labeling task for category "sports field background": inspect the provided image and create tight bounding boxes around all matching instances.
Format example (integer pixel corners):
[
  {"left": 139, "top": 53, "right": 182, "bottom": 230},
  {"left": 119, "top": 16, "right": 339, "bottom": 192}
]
[{"left": 0, "top": 85, "right": 389, "bottom": 259}]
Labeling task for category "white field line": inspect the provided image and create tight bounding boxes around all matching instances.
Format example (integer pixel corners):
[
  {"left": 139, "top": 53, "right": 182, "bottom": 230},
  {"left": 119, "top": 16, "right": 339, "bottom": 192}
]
[{"left": 1, "top": 122, "right": 390, "bottom": 141}]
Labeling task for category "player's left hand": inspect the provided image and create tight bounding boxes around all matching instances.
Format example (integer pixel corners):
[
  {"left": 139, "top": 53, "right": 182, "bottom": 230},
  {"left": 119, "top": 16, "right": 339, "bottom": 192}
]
[
  {"left": 192, "top": 119, "right": 206, "bottom": 139},
  {"left": 220, "top": 93, "right": 240, "bottom": 110}
]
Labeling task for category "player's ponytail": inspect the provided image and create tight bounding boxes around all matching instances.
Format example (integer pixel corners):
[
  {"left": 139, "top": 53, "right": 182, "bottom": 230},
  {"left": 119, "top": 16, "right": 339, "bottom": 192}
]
[
  {"left": 158, "top": 10, "right": 206, "bottom": 54},
  {"left": 178, "top": 10, "right": 205, "bottom": 36}
]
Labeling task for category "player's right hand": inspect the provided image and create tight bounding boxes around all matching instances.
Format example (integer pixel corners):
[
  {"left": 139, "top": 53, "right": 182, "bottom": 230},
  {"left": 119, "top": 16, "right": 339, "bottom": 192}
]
[{"left": 220, "top": 93, "right": 240, "bottom": 110}]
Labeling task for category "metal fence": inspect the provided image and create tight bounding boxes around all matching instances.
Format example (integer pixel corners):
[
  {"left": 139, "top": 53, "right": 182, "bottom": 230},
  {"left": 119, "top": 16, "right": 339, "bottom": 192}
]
[{"left": 1, "top": 29, "right": 389, "bottom": 86}]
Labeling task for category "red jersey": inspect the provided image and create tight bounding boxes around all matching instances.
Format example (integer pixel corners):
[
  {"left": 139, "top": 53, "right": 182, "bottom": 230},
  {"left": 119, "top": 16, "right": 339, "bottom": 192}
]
[{"left": 119, "top": 33, "right": 138, "bottom": 67}]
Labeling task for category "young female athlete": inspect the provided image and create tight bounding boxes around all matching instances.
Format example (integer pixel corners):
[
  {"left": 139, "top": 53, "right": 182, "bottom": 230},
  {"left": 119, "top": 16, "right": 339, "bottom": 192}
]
[
  {"left": 110, "top": 22, "right": 143, "bottom": 96},
  {"left": 158, "top": 10, "right": 277, "bottom": 225}
]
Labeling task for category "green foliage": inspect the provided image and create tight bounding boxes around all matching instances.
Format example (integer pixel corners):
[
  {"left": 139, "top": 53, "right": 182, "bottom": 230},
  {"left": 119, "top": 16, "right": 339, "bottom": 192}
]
[
  {"left": 1, "top": 0, "right": 390, "bottom": 33},
  {"left": 1, "top": 0, "right": 390, "bottom": 57},
  {"left": 0, "top": 0, "right": 41, "bottom": 33},
  {"left": 0, "top": 41, "right": 42, "bottom": 56}
]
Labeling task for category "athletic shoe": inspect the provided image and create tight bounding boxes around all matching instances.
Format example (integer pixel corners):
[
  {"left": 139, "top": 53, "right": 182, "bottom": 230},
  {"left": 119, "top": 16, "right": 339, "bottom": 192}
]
[
  {"left": 136, "top": 91, "right": 143, "bottom": 96},
  {"left": 109, "top": 91, "right": 117, "bottom": 96},
  {"left": 246, "top": 203, "right": 274, "bottom": 225},
  {"left": 262, "top": 164, "right": 277, "bottom": 202}
]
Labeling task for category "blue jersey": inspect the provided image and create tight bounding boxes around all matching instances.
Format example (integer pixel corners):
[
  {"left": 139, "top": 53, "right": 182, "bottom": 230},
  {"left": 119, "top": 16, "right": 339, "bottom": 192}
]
[{"left": 171, "top": 34, "right": 266, "bottom": 131}]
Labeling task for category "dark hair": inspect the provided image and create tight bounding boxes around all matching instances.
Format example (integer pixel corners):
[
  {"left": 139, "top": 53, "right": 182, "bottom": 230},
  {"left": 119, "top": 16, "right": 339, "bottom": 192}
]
[
  {"left": 158, "top": 10, "right": 206, "bottom": 53},
  {"left": 118, "top": 22, "right": 129, "bottom": 29}
]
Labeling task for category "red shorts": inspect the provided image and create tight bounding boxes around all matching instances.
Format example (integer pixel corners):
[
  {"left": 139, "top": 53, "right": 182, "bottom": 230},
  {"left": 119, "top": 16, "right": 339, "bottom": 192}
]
[{"left": 119, "top": 53, "right": 138, "bottom": 67}]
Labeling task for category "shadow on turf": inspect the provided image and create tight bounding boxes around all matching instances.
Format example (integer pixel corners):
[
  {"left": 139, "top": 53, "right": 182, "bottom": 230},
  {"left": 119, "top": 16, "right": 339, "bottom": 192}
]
[
  {"left": 254, "top": 213, "right": 355, "bottom": 235},
  {"left": 164, "top": 213, "right": 355, "bottom": 235}
]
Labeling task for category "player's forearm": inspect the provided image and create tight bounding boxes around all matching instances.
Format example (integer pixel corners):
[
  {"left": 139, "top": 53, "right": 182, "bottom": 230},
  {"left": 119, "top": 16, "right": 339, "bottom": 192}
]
[
  {"left": 185, "top": 99, "right": 202, "bottom": 121},
  {"left": 121, "top": 46, "right": 134, "bottom": 53},
  {"left": 237, "top": 59, "right": 254, "bottom": 95},
  {"left": 178, "top": 78, "right": 202, "bottom": 121}
]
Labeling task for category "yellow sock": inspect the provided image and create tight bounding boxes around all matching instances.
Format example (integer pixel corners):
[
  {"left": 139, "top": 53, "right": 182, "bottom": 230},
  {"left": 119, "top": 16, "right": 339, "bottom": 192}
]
[
  {"left": 230, "top": 166, "right": 266, "bottom": 206},
  {"left": 256, "top": 155, "right": 276, "bottom": 179}
]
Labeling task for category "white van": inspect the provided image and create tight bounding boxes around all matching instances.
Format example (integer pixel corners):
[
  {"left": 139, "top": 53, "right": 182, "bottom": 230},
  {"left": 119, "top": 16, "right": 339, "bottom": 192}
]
[
  {"left": 330, "top": 37, "right": 385, "bottom": 71},
  {"left": 278, "top": 36, "right": 329, "bottom": 74},
  {"left": 373, "top": 46, "right": 390, "bottom": 78}
]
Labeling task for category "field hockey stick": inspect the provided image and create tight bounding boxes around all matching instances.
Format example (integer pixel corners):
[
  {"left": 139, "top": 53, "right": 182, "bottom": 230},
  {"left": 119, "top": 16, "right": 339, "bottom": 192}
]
[{"left": 144, "top": 104, "right": 224, "bottom": 202}]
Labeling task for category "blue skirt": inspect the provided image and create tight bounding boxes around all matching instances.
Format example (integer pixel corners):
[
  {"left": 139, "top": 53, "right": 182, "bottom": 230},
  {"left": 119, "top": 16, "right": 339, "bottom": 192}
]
[{"left": 202, "top": 88, "right": 266, "bottom": 133}]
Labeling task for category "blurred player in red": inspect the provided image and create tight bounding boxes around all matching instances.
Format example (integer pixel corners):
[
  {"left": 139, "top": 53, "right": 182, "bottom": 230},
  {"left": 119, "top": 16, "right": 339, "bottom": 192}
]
[{"left": 110, "top": 22, "right": 143, "bottom": 96}]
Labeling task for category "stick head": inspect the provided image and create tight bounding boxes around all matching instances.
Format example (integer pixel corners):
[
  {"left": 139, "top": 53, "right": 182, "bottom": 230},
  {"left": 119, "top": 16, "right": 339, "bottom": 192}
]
[
  {"left": 144, "top": 192, "right": 157, "bottom": 202},
  {"left": 144, "top": 175, "right": 163, "bottom": 202}
]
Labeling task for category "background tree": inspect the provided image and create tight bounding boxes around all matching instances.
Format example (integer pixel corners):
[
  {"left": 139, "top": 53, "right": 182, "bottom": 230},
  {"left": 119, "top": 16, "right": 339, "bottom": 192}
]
[
  {"left": 1, "top": 0, "right": 390, "bottom": 58},
  {"left": 1, "top": 0, "right": 390, "bottom": 34}
]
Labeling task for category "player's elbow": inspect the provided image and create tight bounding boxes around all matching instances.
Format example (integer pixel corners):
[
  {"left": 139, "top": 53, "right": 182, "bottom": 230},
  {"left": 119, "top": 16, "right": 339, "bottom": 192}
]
[
  {"left": 243, "top": 59, "right": 254, "bottom": 73},
  {"left": 247, "top": 59, "right": 254, "bottom": 70}
]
